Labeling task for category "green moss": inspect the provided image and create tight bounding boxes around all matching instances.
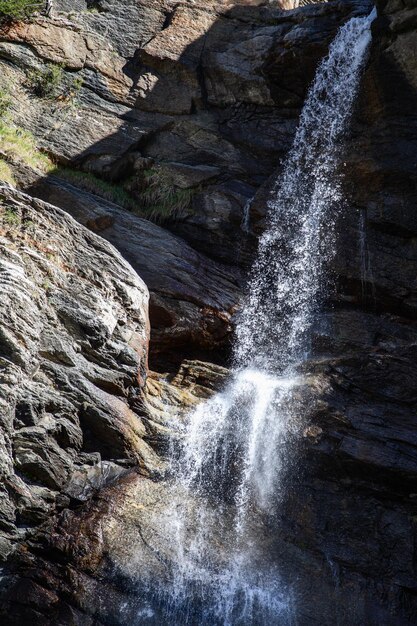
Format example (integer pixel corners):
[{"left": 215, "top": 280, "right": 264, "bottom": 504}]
[
  {"left": 26, "top": 67, "right": 83, "bottom": 106},
  {"left": 0, "top": 159, "right": 15, "bottom": 185},
  {"left": 0, "top": 84, "right": 53, "bottom": 177},
  {"left": 0, "top": 89, "right": 12, "bottom": 118},
  {"left": 42, "top": 278, "right": 50, "bottom": 289},
  {"left": 72, "top": 76, "right": 84, "bottom": 93},
  {"left": 1, "top": 204, "right": 21, "bottom": 225},
  {"left": 0, "top": 120, "right": 54, "bottom": 171}
]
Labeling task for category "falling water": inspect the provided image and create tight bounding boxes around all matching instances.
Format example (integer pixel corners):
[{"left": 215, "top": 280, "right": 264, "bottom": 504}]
[
  {"left": 137, "top": 9, "right": 376, "bottom": 625},
  {"left": 241, "top": 198, "right": 253, "bottom": 233}
]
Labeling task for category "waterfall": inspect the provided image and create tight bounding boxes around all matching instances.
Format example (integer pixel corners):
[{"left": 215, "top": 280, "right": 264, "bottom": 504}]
[
  {"left": 137, "top": 9, "right": 375, "bottom": 625},
  {"left": 241, "top": 197, "right": 253, "bottom": 233}
]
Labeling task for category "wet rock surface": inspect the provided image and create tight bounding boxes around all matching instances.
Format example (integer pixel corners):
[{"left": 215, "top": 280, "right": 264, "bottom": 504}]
[{"left": 0, "top": 0, "right": 417, "bottom": 624}]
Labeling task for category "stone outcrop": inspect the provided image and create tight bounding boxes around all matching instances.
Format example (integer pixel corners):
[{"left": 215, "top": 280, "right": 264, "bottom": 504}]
[
  {"left": 257, "top": 1, "right": 417, "bottom": 622},
  {"left": 26, "top": 176, "right": 243, "bottom": 357},
  {"left": 0, "top": 0, "right": 370, "bottom": 357},
  {"left": 0, "top": 184, "right": 154, "bottom": 562}
]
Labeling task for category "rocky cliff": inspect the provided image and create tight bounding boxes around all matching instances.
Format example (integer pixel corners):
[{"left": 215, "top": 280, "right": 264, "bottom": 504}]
[
  {"left": 0, "top": 184, "right": 153, "bottom": 553},
  {"left": 0, "top": 0, "right": 416, "bottom": 624}
]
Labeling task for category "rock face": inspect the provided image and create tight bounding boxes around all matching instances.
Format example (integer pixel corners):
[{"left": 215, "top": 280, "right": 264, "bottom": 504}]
[
  {"left": 0, "top": 0, "right": 417, "bottom": 625},
  {"left": 27, "top": 176, "right": 243, "bottom": 357},
  {"left": 338, "top": 0, "right": 417, "bottom": 317},
  {"left": 0, "top": 0, "right": 368, "bottom": 265},
  {"left": 0, "top": 184, "right": 154, "bottom": 562},
  {"left": 0, "top": 0, "right": 369, "bottom": 357},
  {"left": 260, "top": 1, "right": 417, "bottom": 622}
]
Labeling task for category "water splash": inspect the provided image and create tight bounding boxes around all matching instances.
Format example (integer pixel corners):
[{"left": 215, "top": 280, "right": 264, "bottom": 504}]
[{"left": 137, "top": 9, "right": 375, "bottom": 624}]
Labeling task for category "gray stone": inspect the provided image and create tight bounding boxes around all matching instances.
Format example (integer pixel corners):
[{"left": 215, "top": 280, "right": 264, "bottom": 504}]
[{"left": 0, "top": 184, "right": 150, "bottom": 556}]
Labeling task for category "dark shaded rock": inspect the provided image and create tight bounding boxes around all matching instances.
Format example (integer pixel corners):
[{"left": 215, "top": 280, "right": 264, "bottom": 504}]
[
  {"left": 334, "top": 0, "right": 417, "bottom": 315},
  {"left": 0, "top": 0, "right": 370, "bottom": 266},
  {"left": 27, "top": 175, "right": 243, "bottom": 355}
]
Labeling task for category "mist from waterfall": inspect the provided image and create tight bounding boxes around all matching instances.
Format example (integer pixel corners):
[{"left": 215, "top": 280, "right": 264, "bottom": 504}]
[{"left": 139, "top": 9, "right": 375, "bottom": 625}]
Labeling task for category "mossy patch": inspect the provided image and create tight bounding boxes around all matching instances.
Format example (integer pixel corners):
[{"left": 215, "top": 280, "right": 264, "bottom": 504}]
[
  {"left": 131, "top": 166, "right": 195, "bottom": 223},
  {"left": 0, "top": 203, "right": 21, "bottom": 225},
  {"left": 0, "top": 89, "right": 12, "bottom": 118},
  {"left": 26, "top": 63, "right": 64, "bottom": 99},
  {"left": 54, "top": 165, "right": 196, "bottom": 223}
]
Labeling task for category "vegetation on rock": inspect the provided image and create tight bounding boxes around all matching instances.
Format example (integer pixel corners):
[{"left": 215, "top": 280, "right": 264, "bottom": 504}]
[
  {"left": 0, "top": 0, "right": 43, "bottom": 21},
  {"left": 0, "top": 160, "right": 15, "bottom": 185},
  {"left": 0, "top": 119, "right": 53, "bottom": 171},
  {"left": 26, "top": 62, "right": 64, "bottom": 99},
  {"left": 48, "top": 166, "right": 195, "bottom": 223},
  {"left": 0, "top": 88, "right": 11, "bottom": 117},
  {"left": 0, "top": 83, "right": 53, "bottom": 180},
  {"left": 138, "top": 167, "right": 195, "bottom": 223},
  {"left": 1, "top": 202, "right": 20, "bottom": 225},
  {"left": 53, "top": 167, "right": 137, "bottom": 210}
]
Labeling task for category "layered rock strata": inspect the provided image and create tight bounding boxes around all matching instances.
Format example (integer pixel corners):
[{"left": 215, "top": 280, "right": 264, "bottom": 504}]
[{"left": 0, "top": 184, "right": 153, "bottom": 562}]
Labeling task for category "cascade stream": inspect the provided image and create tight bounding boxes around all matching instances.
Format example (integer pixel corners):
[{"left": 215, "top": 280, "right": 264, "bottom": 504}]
[{"left": 139, "top": 8, "right": 376, "bottom": 625}]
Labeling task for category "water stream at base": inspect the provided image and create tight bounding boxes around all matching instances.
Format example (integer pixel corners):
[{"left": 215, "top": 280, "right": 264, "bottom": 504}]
[{"left": 137, "top": 9, "right": 376, "bottom": 625}]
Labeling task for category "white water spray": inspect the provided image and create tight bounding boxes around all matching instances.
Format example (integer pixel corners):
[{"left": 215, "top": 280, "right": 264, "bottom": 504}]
[{"left": 139, "top": 9, "right": 375, "bottom": 625}]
